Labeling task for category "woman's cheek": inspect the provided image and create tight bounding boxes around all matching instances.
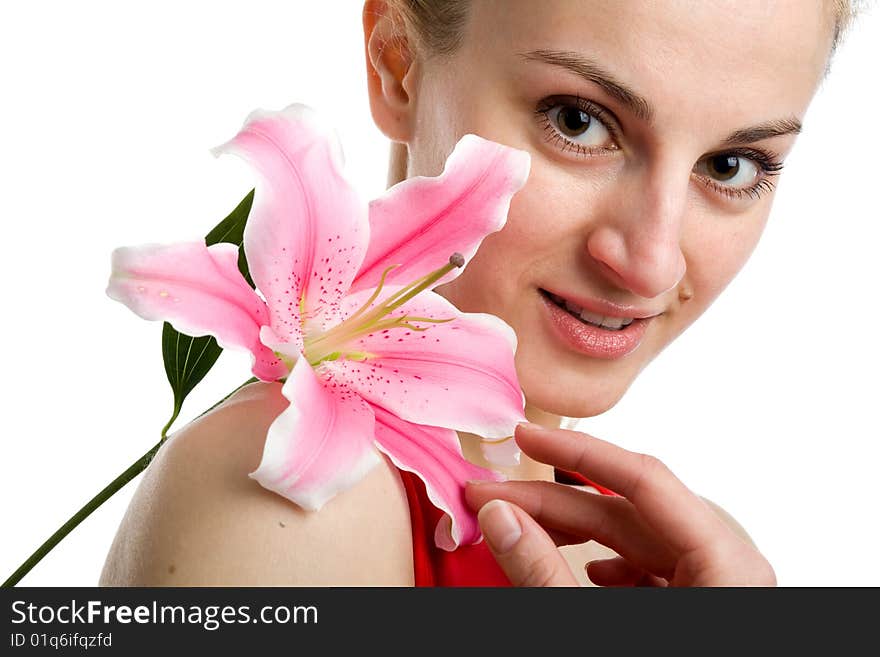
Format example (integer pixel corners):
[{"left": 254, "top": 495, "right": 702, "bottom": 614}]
[
  {"left": 673, "top": 210, "right": 771, "bottom": 337},
  {"left": 503, "top": 162, "right": 588, "bottom": 245}
]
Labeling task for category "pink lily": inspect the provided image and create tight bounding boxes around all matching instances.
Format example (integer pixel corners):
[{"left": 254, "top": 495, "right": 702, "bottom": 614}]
[{"left": 106, "top": 104, "right": 530, "bottom": 549}]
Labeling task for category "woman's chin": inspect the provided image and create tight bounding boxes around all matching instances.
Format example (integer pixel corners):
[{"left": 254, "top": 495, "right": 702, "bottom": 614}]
[{"left": 522, "top": 375, "right": 629, "bottom": 420}]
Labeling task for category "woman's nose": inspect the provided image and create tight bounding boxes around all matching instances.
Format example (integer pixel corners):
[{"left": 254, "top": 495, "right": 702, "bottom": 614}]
[{"left": 584, "top": 166, "right": 688, "bottom": 299}]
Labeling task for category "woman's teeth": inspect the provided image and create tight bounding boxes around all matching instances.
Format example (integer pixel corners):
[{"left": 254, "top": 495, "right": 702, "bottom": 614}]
[{"left": 547, "top": 292, "right": 634, "bottom": 330}]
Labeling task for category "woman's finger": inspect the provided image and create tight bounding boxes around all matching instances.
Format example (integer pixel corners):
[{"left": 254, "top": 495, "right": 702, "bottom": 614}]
[
  {"left": 513, "top": 423, "right": 730, "bottom": 555},
  {"left": 478, "top": 499, "right": 580, "bottom": 587},
  {"left": 546, "top": 527, "right": 590, "bottom": 547},
  {"left": 466, "top": 479, "right": 677, "bottom": 577},
  {"left": 585, "top": 557, "right": 669, "bottom": 587}
]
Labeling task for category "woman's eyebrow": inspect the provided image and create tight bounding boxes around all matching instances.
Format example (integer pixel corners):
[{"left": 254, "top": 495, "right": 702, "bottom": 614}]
[
  {"left": 517, "top": 48, "right": 655, "bottom": 122},
  {"left": 517, "top": 48, "right": 803, "bottom": 143},
  {"left": 720, "top": 119, "right": 802, "bottom": 145}
]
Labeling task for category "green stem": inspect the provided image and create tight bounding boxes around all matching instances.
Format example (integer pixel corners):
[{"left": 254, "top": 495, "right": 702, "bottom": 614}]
[
  {"left": 2, "top": 376, "right": 258, "bottom": 588},
  {"left": 160, "top": 403, "right": 181, "bottom": 442}
]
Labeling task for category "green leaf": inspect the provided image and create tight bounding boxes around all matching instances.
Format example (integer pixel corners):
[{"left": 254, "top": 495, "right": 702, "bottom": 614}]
[
  {"left": 160, "top": 189, "right": 257, "bottom": 438},
  {"left": 204, "top": 188, "right": 256, "bottom": 286}
]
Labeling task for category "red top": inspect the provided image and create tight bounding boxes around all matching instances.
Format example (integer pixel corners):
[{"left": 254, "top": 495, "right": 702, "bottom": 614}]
[{"left": 397, "top": 467, "right": 620, "bottom": 587}]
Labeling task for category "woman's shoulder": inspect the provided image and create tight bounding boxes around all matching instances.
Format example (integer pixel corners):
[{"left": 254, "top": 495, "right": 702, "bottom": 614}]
[{"left": 99, "top": 381, "right": 415, "bottom": 586}]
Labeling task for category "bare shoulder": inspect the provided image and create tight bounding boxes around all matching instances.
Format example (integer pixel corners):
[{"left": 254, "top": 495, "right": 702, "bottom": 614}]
[{"left": 99, "top": 381, "right": 414, "bottom": 586}]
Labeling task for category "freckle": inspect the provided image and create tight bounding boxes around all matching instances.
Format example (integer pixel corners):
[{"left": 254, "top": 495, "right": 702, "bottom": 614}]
[{"left": 168, "top": 564, "right": 176, "bottom": 574}]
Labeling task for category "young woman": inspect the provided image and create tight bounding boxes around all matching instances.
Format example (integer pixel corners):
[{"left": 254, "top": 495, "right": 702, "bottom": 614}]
[{"left": 98, "top": 0, "right": 856, "bottom": 587}]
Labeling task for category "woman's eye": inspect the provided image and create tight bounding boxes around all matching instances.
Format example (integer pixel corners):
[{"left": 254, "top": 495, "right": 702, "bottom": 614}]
[
  {"left": 548, "top": 105, "right": 613, "bottom": 147},
  {"left": 693, "top": 154, "right": 759, "bottom": 189},
  {"left": 537, "top": 100, "right": 620, "bottom": 156},
  {"left": 692, "top": 152, "right": 782, "bottom": 201}
]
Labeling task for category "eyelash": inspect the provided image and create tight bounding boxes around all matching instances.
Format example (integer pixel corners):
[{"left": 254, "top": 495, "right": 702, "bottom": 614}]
[
  {"left": 698, "top": 149, "right": 783, "bottom": 201},
  {"left": 534, "top": 95, "right": 622, "bottom": 157},
  {"left": 535, "top": 95, "right": 785, "bottom": 201}
]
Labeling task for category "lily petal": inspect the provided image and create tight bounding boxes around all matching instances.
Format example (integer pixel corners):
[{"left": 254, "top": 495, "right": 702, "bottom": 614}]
[
  {"left": 350, "top": 134, "right": 530, "bottom": 294},
  {"left": 249, "top": 356, "right": 381, "bottom": 511},
  {"left": 107, "top": 241, "right": 286, "bottom": 381},
  {"left": 332, "top": 286, "right": 527, "bottom": 441},
  {"left": 212, "top": 103, "right": 370, "bottom": 340},
  {"left": 371, "top": 404, "right": 505, "bottom": 550}
]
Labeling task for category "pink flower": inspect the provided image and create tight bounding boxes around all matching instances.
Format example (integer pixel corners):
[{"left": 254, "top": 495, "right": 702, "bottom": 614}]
[{"left": 106, "top": 104, "right": 530, "bottom": 550}]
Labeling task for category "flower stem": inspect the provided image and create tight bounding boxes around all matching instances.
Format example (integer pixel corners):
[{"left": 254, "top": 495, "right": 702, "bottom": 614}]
[
  {"left": 1, "top": 442, "right": 161, "bottom": 588},
  {"left": 1, "top": 376, "right": 258, "bottom": 588}
]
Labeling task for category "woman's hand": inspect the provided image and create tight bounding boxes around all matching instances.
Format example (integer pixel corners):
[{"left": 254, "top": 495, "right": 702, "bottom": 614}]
[{"left": 465, "top": 422, "right": 777, "bottom": 587}]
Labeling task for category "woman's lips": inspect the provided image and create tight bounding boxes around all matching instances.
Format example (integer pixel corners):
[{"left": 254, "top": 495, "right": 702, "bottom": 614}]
[{"left": 538, "top": 289, "right": 651, "bottom": 359}]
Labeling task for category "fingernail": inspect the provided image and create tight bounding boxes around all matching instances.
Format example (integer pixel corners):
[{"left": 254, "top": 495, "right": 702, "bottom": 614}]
[
  {"left": 479, "top": 499, "right": 521, "bottom": 554},
  {"left": 517, "top": 421, "right": 547, "bottom": 432}
]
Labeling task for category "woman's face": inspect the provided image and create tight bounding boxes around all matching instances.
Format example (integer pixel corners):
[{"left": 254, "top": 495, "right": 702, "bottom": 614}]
[{"left": 403, "top": 0, "right": 834, "bottom": 419}]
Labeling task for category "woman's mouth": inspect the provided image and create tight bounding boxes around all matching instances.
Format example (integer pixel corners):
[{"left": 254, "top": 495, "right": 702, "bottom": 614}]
[
  {"left": 538, "top": 288, "right": 651, "bottom": 359},
  {"left": 542, "top": 290, "right": 635, "bottom": 330}
]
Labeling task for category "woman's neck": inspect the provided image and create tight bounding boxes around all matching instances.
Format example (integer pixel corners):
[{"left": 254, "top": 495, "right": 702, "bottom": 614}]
[{"left": 458, "top": 403, "right": 561, "bottom": 482}]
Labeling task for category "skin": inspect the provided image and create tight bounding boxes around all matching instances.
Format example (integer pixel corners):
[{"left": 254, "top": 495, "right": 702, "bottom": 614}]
[
  {"left": 363, "top": 0, "right": 835, "bottom": 585},
  {"left": 99, "top": 0, "right": 834, "bottom": 587}
]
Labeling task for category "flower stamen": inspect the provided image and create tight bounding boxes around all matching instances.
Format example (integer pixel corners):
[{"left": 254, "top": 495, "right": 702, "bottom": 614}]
[{"left": 302, "top": 253, "right": 464, "bottom": 365}]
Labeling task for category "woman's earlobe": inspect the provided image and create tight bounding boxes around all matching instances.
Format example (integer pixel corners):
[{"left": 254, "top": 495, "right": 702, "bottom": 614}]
[{"left": 363, "top": 0, "right": 417, "bottom": 142}]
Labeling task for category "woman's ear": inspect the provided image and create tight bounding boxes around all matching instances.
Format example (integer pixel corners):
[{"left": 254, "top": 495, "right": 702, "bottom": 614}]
[{"left": 362, "top": 0, "right": 419, "bottom": 143}]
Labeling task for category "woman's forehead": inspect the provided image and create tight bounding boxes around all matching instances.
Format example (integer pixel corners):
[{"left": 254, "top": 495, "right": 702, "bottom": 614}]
[
  {"left": 468, "top": 0, "right": 834, "bottom": 54},
  {"left": 461, "top": 0, "right": 834, "bottom": 132}
]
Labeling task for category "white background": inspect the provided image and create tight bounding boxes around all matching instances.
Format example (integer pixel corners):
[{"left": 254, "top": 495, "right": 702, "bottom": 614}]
[{"left": 1, "top": 1, "right": 877, "bottom": 587}]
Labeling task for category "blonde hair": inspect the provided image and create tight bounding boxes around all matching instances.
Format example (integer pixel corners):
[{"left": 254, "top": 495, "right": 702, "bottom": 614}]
[
  {"left": 385, "top": 0, "right": 860, "bottom": 187},
  {"left": 830, "top": 0, "right": 861, "bottom": 58}
]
